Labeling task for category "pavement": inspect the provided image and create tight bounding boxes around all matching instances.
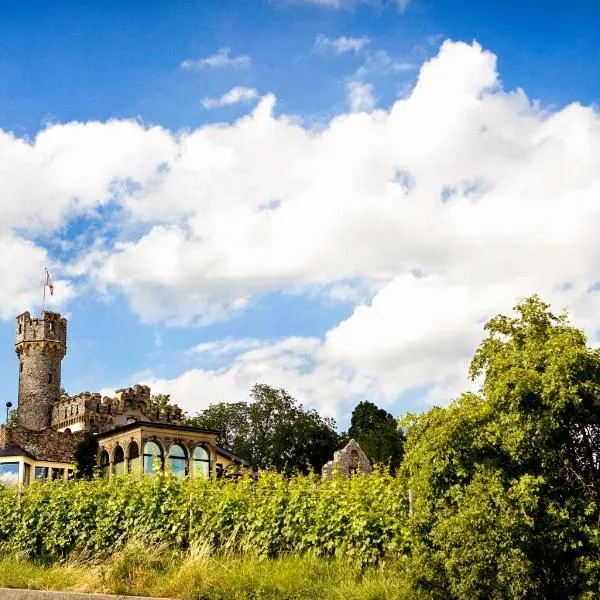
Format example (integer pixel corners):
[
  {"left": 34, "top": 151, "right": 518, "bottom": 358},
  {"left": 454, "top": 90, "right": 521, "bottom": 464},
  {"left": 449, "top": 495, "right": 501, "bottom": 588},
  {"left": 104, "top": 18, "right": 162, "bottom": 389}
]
[{"left": 0, "top": 590, "right": 170, "bottom": 600}]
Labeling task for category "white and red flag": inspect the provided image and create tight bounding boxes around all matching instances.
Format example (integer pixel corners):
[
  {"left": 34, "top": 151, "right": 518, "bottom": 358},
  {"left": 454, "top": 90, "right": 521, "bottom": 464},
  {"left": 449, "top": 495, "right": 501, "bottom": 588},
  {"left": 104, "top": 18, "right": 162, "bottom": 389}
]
[{"left": 45, "top": 268, "right": 54, "bottom": 296}]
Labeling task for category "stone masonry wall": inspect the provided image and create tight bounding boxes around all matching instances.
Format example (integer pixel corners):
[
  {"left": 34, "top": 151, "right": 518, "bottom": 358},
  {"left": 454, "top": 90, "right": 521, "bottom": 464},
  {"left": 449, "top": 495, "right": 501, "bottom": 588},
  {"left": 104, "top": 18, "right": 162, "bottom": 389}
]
[
  {"left": 322, "top": 439, "right": 373, "bottom": 479},
  {"left": 2, "top": 426, "right": 85, "bottom": 463},
  {"left": 16, "top": 311, "right": 67, "bottom": 431}
]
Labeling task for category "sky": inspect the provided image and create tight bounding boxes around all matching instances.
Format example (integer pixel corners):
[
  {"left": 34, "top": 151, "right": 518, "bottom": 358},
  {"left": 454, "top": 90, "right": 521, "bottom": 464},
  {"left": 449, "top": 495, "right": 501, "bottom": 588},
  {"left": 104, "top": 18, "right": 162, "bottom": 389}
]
[{"left": 1, "top": 0, "right": 600, "bottom": 429}]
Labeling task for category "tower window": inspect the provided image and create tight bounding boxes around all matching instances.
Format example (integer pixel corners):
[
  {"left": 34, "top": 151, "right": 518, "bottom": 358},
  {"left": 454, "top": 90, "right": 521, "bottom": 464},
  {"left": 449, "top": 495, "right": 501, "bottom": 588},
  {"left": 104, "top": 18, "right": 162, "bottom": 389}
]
[
  {"left": 48, "top": 373, "right": 53, "bottom": 384},
  {"left": 18, "top": 324, "right": 22, "bottom": 334},
  {"left": 49, "top": 322, "right": 54, "bottom": 333},
  {"left": 20, "top": 362, "right": 23, "bottom": 373}
]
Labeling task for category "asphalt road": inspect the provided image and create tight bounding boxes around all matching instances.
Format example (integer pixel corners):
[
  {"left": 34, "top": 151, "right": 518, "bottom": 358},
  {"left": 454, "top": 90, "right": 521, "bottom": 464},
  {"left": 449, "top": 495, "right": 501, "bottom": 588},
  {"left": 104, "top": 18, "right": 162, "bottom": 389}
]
[{"left": 0, "top": 590, "right": 170, "bottom": 600}]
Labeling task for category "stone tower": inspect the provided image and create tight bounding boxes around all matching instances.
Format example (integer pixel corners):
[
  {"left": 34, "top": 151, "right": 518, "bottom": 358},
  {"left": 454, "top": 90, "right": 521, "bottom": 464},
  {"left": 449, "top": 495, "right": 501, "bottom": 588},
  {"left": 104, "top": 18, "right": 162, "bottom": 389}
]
[{"left": 15, "top": 311, "right": 67, "bottom": 430}]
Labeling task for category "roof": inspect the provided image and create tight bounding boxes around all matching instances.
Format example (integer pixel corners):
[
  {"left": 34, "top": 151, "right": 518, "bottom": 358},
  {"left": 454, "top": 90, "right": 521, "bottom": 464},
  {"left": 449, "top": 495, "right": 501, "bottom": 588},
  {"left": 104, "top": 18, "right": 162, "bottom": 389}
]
[
  {"left": 96, "top": 420, "right": 222, "bottom": 439},
  {"left": 0, "top": 443, "right": 34, "bottom": 459},
  {"left": 216, "top": 445, "right": 245, "bottom": 465}
]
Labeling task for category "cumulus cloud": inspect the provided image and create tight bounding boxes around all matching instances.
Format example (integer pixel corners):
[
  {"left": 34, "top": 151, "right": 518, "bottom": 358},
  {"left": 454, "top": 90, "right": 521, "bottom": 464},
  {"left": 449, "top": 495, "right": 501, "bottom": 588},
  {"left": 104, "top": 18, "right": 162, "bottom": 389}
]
[
  {"left": 181, "top": 47, "right": 251, "bottom": 70},
  {"left": 314, "top": 34, "right": 370, "bottom": 54},
  {"left": 3, "top": 39, "right": 600, "bottom": 416},
  {"left": 202, "top": 87, "right": 259, "bottom": 109},
  {"left": 346, "top": 80, "right": 376, "bottom": 112}
]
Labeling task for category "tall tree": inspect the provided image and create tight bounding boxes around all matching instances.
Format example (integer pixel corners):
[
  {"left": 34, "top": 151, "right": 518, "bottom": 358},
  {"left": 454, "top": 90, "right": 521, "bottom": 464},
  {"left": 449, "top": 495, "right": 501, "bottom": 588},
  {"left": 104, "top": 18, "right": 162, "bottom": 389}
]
[
  {"left": 187, "top": 383, "right": 342, "bottom": 474},
  {"left": 348, "top": 400, "right": 404, "bottom": 471},
  {"left": 402, "top": 295, "right": 600, "bottom": 598}
]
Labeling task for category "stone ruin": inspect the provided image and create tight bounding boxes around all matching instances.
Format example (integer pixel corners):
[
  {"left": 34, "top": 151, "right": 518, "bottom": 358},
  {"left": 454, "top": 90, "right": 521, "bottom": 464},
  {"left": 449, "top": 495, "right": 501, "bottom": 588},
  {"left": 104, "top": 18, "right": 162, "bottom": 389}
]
[{"left": 321, "top": 439, "right": 373, "bottom": 479}]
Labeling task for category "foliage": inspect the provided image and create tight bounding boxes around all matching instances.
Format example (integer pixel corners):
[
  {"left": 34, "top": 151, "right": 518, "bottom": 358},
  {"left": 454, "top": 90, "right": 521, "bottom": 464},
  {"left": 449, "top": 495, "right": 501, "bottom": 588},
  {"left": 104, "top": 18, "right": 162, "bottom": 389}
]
[
  {"left": 3, "top": 408, "right": 17, "bottom": 428},
  {"left": 73, "top": 432, "right": 99, "bottom": 478},
  {"left": 348, "top": 400, "right": 405, "bottom": 472},
  {"left": 0, "top": 469, "right": 408, "bottom": 566},
  {"left": 187, "top": 384, "right": 343, "bottom": 473},
  {"left": 402, "top": 295, "right": 600, "bottom": 599},
  {"left": 151, "top": 393, "right": 173, "bottom": 411}
]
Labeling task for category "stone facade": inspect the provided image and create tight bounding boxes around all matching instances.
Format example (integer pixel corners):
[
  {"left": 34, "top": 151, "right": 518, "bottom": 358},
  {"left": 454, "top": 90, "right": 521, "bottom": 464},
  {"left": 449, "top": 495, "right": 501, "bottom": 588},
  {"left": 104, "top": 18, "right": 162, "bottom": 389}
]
[
  {"left": 51, "top": 385, "right": 182, "bottom": 433},
  {"left": 321, "top": 439, "right": 373, "bottom": 479},
  {"left": 0, "top": 425, "right": 85, "bottom": 463},
  {"left": 16, "top": 311, "right": 67, "bottom": 431}
]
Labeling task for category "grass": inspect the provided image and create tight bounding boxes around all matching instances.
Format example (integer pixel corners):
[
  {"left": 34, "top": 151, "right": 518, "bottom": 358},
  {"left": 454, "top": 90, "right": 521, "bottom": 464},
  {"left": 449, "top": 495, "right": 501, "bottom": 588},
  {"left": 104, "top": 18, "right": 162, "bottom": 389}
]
[{"left": 0, "top": 540, "right": 418, "bottom": 599}]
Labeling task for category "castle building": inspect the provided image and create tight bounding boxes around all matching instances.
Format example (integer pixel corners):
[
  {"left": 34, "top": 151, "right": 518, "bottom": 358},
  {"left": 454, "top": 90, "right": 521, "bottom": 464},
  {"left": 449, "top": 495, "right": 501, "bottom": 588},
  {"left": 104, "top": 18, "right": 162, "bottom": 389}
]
[{"left": 0, "top": 311, "right": 242, "bottom": 485}]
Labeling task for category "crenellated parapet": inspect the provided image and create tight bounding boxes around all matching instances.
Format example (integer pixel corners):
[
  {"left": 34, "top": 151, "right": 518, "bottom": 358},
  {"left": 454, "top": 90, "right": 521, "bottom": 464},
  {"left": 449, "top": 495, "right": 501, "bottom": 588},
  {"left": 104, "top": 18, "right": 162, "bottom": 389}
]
[{"left": 51, "top": 384, "right": 183, "bottom": 433}]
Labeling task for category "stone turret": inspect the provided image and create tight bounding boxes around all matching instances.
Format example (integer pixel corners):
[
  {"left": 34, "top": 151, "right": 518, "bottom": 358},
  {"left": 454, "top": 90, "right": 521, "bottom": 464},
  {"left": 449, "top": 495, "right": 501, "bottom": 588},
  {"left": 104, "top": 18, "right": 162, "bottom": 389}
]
[{"left": 15, "top": 311, "right": 67, "bottom": 431}]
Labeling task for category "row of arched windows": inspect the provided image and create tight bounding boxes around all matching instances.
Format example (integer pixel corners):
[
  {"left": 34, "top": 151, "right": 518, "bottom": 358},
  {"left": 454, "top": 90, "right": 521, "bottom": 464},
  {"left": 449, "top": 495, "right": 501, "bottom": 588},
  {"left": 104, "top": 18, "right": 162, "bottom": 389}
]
[{"left": 98, "top": 441, "right": 210, "bottom": 478}]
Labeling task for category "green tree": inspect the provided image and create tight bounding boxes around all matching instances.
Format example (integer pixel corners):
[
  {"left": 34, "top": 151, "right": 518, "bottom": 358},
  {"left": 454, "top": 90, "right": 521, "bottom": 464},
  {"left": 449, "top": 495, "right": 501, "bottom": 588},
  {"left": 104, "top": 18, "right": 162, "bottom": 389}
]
[
  {"left": 187, "top": 383, "right": 342, "bottom": 473},
  {"left": 402, "top": 295, "right": 600, "bottom": 598},
  {"left": 348, "top": 400, "right": 404, "bottom": 472},
  {"left": 150, "top": 393, "right": 172, "bottom": 411},
  {"left": 73, "top": 432, "right": 99, "bottom": 479}
]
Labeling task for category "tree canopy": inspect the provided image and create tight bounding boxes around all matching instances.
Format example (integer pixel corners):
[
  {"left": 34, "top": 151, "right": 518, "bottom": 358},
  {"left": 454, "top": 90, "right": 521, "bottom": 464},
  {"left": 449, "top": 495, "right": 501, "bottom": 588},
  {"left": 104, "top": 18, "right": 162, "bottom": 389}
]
[
  {"left": 187, "top": 383, "right": 342, "bottom": 474},
  {"left": 402, "top": 295, "right": 600, "bottom": 598},
  {"left": 348, "top": 400, "right": 404, "bottom": 472}
]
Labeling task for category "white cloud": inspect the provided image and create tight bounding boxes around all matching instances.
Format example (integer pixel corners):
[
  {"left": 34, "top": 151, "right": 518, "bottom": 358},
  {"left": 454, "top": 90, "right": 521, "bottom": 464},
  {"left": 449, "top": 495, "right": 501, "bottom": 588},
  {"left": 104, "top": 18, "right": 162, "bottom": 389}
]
[
  {"left": 356, "top": 49, "right": 415, "bottom": 77},
  {"left": 3, "top": 39, "right": 600, "bottom": 417},
  {"left": 181, "top": 47, "right": 251, "bottom": 70},
  {"left": 202, "top": 87, "right": 259, "bottom": 109},
  {"left": 346, "top": 80, "right": 376, "bottom": 112},
  {"left": 314, "top": 34, "right": 370, "bottom": 55}
]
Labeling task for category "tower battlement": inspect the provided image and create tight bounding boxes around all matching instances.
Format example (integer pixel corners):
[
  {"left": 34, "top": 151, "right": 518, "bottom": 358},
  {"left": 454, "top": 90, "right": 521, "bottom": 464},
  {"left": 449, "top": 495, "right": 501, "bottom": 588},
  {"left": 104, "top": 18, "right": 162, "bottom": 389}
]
[{"left": 16, "top": 311, "right": 67, "bottom": 431}]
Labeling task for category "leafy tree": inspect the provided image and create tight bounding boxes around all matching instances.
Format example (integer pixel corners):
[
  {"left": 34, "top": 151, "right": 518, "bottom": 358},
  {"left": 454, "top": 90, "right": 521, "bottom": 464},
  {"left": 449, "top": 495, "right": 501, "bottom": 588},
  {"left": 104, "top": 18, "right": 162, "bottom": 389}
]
[
  {"left": 402, "top": 295, "right": 600, "bottom": 598},
  {"left": 73, "top": 433, "right": 99, "bottom": 478},
  {"left": 348, "top": 400, "right": 404, "bottom": 472},
  {"left": 187, "top": 383, "right": 342, "bottom": 473},
  {"left": 150, "top": 393, "right": 172, "bottom": 411}
]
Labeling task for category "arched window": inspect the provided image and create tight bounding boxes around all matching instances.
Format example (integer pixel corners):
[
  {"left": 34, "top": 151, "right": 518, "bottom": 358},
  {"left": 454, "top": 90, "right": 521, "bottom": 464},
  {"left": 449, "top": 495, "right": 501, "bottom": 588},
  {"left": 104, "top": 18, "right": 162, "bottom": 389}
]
[
  {"left": 193, "top": 446, "right": 210, "bottom": 478},
  {"left": 128, "top": 442, "right": 141, "bottom": 474},
  {"left": 113, "top": 446, "right": 125, "bottom": 475},
  {"left": 143, "top": 440, "right": 163, "bottom": 474},
  {"left": 168, "top": 443, "right": 188, "bottom": 478},
  {"left": 99, "top": 450, "right": 110, "bottom": 478}
]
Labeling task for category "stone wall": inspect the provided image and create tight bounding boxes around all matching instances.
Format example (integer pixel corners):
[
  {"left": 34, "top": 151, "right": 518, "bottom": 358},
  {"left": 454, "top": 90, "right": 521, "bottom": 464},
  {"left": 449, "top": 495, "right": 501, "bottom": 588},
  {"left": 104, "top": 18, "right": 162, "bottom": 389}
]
[
  {"left": 52, "top": 384, "right": 183, "bottom": 433},
  {"left": 1, "top": 425, "right": 85, "bottom": 463},
  {"left": 16, "top": 311, "right": 67, "bottom": 431},
  {"left": 322, "top": 439, "right": 373, "bottom": 479}
]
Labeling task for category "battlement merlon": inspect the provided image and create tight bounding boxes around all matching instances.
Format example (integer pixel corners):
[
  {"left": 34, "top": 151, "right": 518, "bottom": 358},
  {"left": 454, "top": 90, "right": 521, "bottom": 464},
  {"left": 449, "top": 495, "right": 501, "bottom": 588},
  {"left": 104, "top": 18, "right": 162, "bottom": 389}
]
[{"left": 16, "top": 310, "right": 68, "bottom": 353}]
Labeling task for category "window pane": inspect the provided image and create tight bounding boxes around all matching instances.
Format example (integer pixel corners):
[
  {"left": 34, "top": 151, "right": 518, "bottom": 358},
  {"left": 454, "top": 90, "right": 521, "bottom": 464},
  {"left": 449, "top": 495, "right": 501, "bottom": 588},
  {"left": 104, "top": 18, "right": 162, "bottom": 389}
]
[
  {"left": 170, "top": 457, "right": 187, "bottom": 478},
  {"left": 169, "top": 444, "right": 186, "bottom": 458},
  {"left": 193, "top": 446, "right": 209, "bottom": 460},
  {"left": 114, "top": 446, "right": 124, "bottom": 463},
  {"left": 0, "top": 463, "right": 19, "bottom": 486},
  {"left": 128, "top": 442, "right": 140, "bottom": 460},
  {"left": 194, "top": 459, "right": 210, "bottom": 478},
  {"left": 34, "top": 466, "right": 49, "bottom": 482},
  {"left": 144, "top": 441, "right": 162, "bottom": 456}
]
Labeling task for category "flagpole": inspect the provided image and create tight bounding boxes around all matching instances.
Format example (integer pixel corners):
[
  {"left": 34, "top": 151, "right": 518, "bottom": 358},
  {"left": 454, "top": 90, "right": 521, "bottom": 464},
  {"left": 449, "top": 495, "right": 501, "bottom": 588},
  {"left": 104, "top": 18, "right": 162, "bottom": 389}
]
[{"left": 42, "top": 267, "right": 46, "bottom": 313}]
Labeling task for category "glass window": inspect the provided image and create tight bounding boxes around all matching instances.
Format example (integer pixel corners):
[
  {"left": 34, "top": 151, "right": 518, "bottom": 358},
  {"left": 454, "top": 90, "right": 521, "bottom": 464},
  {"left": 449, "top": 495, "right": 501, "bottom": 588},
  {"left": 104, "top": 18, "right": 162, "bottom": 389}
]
[
  {"left": 143, "top": 441, "right": 163, "bottom": 474},
  {"left": 50, "top": 468, "right": 64, "bottom": 481},
  {"left": 168, "top": 444, "right": 188, "bottom": 478},
  {"left": 128, "top": 442, "right": 141, "bottom": 474},
  {"left": 99, "top": 450, "right": 110, "bottom": 478},
  {"left": 113, "top": 446, "right": 125, "bottom": 476},
  {"left": 193, "top": 446, "right": 210, "bottom": 478},
  {"left": 0, "top": 462, "right": 20, "bottom": 486},
  {"left": 34, "top": 466, "right": 49, "bottom": 482}
]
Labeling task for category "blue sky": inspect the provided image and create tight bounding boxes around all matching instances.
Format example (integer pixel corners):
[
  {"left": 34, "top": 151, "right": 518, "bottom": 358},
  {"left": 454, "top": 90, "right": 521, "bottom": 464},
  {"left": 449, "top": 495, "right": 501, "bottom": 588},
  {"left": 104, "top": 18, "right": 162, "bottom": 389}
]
[{"left": 1, "top": 0, "right": 600, "bottom": 428}]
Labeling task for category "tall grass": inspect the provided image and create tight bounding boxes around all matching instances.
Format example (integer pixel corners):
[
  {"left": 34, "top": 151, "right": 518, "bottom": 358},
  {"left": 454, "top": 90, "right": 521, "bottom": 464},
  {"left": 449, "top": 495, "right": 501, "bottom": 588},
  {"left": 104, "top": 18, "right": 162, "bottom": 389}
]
[{"left": 0, "top": 540, "right": 419, "bottom": 600}]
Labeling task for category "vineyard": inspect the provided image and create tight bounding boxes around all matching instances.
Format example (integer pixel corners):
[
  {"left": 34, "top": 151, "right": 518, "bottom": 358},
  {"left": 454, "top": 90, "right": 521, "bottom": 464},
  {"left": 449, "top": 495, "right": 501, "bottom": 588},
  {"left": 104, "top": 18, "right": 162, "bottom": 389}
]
[{"left": 0, "top": 469, "right": 408, "bottom": 565}]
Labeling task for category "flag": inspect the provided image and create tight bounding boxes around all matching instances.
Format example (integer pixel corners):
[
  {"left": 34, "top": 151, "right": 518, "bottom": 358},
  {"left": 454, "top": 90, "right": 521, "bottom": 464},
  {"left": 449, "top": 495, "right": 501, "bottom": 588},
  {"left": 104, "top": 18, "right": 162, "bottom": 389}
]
[{"left": 45, "top": 269, "right": 54, "bottom": 296}]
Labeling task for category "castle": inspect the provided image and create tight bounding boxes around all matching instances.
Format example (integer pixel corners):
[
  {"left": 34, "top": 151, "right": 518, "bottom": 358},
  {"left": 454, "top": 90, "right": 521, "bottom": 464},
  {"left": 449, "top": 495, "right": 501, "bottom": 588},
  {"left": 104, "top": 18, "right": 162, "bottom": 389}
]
[{"left": 0, "top": 311, "right": 242, "bottom": 485}]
